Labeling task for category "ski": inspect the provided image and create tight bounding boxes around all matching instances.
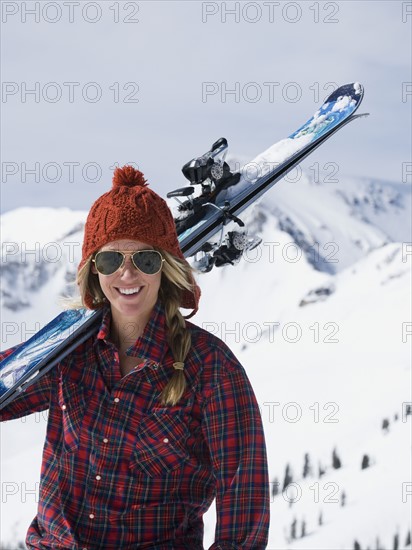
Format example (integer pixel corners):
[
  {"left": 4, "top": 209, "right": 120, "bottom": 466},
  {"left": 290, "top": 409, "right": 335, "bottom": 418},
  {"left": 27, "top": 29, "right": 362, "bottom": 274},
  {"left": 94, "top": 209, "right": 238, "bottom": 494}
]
[
  {"left": 0, "top": 309, "right": 102, "bottom": 411},
  {"left": 0, "top": 82, "right": 367, "bottom": 410},
  {"left": 170, "top": 83, "right": 366, "bottom": 270}
]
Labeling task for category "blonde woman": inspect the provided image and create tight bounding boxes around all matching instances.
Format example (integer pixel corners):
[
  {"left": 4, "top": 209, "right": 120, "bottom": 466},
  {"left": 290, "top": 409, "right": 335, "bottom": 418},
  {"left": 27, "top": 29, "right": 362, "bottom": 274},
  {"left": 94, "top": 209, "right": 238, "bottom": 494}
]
[{"left": 0, "top": 166, "right": 270, "bottom": 549}]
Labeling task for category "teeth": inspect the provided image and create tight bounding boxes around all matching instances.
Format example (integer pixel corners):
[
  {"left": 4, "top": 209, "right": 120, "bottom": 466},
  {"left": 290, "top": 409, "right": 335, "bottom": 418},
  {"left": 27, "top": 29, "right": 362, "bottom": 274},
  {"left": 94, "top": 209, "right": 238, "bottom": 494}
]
[{"left": 118, "top": 287, "right": 141, "bottom": 295}]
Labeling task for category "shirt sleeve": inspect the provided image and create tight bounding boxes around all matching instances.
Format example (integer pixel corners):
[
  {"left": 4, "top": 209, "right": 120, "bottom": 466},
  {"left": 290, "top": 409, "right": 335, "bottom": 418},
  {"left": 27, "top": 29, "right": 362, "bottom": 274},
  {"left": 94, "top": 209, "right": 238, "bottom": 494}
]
[
  {"left": 0, "top": 345, "right": 54, "bottom": 422},
  {"left": 201, "top": 356, "right": 270, "bottom": 549}
]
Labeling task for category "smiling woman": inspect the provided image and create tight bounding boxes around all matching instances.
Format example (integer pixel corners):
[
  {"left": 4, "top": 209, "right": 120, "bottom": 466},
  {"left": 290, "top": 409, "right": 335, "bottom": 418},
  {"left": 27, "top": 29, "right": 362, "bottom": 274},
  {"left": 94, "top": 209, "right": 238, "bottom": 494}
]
[{"left": 0, "top": 165, "right": 270, "bottom": 549}]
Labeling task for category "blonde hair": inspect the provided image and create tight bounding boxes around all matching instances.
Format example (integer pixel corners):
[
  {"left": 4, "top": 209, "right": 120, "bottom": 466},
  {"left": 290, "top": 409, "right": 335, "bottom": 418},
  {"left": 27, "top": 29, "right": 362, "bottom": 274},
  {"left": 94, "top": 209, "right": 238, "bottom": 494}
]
[{"left": 75, "top": 249, "right": 196, "bottom": 406}]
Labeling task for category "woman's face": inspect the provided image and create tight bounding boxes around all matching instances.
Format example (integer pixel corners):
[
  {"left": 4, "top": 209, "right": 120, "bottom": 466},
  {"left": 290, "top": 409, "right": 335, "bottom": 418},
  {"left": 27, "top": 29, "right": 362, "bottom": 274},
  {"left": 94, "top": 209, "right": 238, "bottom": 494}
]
[{"left": 91, "top": 239, "right": 162, "bottom": 327}]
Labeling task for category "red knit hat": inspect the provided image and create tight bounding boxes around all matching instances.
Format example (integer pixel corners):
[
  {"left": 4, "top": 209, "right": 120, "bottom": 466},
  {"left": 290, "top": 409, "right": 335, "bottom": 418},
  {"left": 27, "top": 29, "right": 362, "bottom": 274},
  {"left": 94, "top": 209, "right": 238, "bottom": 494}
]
[{"left": 79, "top": 165, "right": 200, "bottom": 318}]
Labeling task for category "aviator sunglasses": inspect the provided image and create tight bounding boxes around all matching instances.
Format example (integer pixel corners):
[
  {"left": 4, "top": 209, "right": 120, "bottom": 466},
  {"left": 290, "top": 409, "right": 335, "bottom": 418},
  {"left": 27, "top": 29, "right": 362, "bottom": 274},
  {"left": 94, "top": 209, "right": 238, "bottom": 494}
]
[{"left": 92, "top": 250, "right": 165, "bottom": 276}]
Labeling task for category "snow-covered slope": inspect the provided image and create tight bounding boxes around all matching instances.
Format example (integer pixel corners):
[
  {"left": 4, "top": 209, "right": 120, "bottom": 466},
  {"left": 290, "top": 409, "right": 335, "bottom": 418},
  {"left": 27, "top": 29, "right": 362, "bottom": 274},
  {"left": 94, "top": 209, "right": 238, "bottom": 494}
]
[
  {"left": 243, "top": 172, "right": 411, "bottom": 274},
  {"left": 1, "top": 207, "right": 86, "bottom": 316},
  {"left": 1, "top": 174, "right": 411, "bottom": 549}
]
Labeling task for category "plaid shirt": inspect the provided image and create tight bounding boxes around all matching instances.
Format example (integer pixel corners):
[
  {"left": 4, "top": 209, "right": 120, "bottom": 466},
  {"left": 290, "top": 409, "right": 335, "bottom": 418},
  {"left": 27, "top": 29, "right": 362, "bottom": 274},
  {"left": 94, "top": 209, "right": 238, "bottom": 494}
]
[{"left": 1, "top": 301, "right": 270, "bottom": 549}]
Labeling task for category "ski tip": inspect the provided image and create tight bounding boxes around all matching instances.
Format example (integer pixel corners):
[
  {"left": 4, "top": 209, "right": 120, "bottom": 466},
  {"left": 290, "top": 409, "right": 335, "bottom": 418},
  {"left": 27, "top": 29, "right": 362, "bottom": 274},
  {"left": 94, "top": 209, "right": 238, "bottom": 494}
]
[
  {"left": 353, "top": 82, "right": 363, "bottom": 95},
  {"left": 340, "top": 82, "right": 364, "bottom": 97},
  {"left": 339, "top": 82, "right": 363, "bottom": 93},
  {"left": 324, "top": 83, "right": 364, "bottom": 108}
]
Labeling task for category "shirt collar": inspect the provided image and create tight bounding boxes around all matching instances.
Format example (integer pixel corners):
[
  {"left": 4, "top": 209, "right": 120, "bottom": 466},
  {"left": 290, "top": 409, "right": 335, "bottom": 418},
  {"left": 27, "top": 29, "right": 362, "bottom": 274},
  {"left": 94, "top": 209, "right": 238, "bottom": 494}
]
[{"left": 96, "top": 299, "right": 169, "bottom": 364}]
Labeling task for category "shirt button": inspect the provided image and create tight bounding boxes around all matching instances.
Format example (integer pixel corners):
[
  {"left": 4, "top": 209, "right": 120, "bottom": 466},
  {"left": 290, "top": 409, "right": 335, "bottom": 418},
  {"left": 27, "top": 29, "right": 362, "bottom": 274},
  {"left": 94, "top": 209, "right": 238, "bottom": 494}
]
[
  {"left": 103, "top": 438, "right": 109, "bottom": 444},
  {"left": 95, "top": 475, "right": 101, "bottom": 480},
  {"left": 61, "top": 405, "right": 66, "bottom": 410},
  {"left": 89, "top": 513, "right": 94, "bottom": 519},
  {"left": 163, "top": 438, "right": 169, "bottom": 443},
  {"left": 114, "top": 397, "right": 120, "bottom": 403}
]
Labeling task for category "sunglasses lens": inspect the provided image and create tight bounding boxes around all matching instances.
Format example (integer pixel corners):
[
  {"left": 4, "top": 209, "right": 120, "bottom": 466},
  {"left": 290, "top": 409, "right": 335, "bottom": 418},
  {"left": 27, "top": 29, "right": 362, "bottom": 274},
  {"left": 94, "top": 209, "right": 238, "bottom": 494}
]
[
  {"left": 94, "top": 251, "right": 123, "bottom": 275},
  {"left": 132, "top": 251, "right": 162, "bottom": 275}
]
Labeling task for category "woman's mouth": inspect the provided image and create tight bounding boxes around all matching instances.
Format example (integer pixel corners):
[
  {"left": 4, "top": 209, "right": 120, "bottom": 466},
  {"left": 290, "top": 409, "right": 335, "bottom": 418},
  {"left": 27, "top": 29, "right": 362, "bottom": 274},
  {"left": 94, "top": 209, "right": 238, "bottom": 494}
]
[{"left": 117, "top": 287, "right": 142, "bottom": 296}]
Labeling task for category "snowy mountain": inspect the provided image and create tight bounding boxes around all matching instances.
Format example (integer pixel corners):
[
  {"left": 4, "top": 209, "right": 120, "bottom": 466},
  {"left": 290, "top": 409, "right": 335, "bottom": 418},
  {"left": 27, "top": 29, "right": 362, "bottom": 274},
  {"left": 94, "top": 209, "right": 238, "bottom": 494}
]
[{"left": 1, "top": 173, "right": 411, "bottom": 549}]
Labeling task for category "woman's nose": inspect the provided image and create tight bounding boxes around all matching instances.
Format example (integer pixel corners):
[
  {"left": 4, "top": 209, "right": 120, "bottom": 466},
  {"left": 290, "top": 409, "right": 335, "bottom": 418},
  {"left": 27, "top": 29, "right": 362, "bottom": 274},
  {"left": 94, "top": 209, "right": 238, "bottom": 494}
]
[{"left": 120, "top": 255, "right": 138, "bottom": 277}]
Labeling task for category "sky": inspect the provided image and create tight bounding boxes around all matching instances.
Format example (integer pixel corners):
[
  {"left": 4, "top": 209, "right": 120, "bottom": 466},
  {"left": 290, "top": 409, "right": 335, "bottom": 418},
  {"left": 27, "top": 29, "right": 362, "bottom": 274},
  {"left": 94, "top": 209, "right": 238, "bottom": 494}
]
[{"left": 1, "top": 1, "right": 411, "bottom": 214}]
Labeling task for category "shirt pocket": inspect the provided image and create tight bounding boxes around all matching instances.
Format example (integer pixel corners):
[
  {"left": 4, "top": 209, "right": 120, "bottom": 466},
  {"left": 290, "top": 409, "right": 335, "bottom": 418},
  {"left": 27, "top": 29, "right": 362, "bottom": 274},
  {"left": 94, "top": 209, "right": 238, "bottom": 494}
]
[
  {"left": 58, "top": 379, "right": 90, "bottom": 452},
  {"left": 130, "top": 412, "right": 191, "bottom": 477}
]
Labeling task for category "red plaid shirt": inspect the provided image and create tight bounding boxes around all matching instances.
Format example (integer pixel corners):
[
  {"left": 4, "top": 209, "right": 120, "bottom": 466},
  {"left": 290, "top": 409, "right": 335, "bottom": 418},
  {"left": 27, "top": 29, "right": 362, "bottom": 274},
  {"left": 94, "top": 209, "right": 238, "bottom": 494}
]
[{"left": 1, "top": 301, "right": 270, "bottom": 549}]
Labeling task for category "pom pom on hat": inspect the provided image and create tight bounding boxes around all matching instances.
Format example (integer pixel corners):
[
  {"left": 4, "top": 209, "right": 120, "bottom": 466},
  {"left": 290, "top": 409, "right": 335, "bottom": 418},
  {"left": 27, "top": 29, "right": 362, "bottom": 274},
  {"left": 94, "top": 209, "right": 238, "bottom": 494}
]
[{"left": 112, "top": 165, "right": 148, "bottom": 188}]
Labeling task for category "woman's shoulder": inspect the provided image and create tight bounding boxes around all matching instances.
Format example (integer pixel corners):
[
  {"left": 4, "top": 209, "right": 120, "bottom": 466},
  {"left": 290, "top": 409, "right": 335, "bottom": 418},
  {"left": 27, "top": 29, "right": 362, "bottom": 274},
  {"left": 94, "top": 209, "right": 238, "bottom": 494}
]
[{"left": 185, "top": 319, "right": 242, "bottom": 376}]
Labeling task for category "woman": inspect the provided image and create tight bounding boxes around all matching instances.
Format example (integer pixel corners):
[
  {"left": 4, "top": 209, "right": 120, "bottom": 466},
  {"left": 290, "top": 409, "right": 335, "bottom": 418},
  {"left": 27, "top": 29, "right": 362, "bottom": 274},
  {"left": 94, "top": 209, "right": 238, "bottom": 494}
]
[{"left": 0, "top": 166, "right": 270, "bottom": 549}]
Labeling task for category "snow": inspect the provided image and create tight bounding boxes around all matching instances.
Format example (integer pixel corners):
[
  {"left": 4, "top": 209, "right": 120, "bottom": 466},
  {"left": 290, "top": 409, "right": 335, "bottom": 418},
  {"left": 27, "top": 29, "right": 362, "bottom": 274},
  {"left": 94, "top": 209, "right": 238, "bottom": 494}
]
[
  {"left": 239, "top": 134, "right": 314, "bottom": 184},
  {"left": 194, "top": 196, "right": 411, "bottom": 548},
  {"left": 1, "top": 173, "right": 411, "bottom": 548},
  {"left": 0, "top": 207, "right": 87, "bottom": 248},
  {"left": 252, "top": 173, "right": 411, "bottom": 273},
  {"left": 331, "top": 96, "right": 356, "bottom": 112},
  {"left": 354, "top": 82, "right": 362, "bottom": 95}
]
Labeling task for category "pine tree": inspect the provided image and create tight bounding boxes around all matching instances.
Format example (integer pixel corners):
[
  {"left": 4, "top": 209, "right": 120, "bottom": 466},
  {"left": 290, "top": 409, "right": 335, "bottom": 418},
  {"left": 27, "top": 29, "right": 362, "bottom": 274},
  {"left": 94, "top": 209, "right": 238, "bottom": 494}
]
[
  {"left": 271, "top": 477, "right": 279, "bottom": 498},
  {"left": 354, "top": 541, "right": 362, "bottom": 550},
  {"left": 303, "top": 452, "right": 311, "bottom": 478},
  {"left": 290, "top": 517, "right": 297, "bottom": 540},
  {"left": 318, "top": 460, "right": 326, "bottom": 478},
  {"left": 332, "top": 447, "right": 342, "bottom": 469},
  {"left": 300, "top": 519, "right": 307, "bottom": 537},
  {"left": 283, "top": 463, "right": 293, "bottom": 491},
  {"left": 361, "top": 454, "right": 370, "bottom": 469},
  {"left": 405, "top": 530, "right": 411, "bottom": 546},
  {"left": 393, "top": 532, "right": 399, "bottom": 550}
]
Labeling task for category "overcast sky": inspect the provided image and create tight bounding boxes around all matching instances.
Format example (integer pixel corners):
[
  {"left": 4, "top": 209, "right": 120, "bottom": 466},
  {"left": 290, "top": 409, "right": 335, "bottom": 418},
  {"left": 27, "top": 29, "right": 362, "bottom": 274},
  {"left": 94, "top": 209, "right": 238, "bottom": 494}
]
[{"left": 1, "top": 1, "right": 411, "bottom": 214}]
